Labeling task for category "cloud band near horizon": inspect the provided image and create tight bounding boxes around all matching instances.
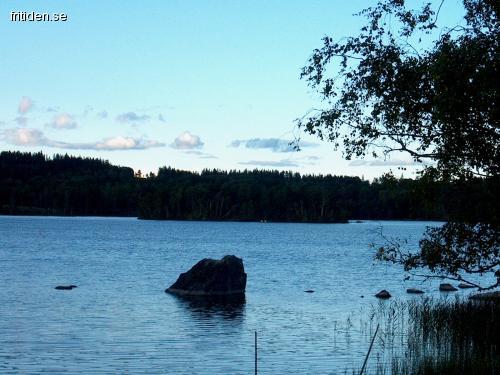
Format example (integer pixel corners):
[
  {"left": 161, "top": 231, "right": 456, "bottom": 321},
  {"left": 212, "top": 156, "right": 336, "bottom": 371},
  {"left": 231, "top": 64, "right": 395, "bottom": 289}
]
[
  {"left": 2, "top": 128, "right": 165, "bottom": 151},
  {"left": 230, "top": 137, "right": 317, "bottom": 153}
]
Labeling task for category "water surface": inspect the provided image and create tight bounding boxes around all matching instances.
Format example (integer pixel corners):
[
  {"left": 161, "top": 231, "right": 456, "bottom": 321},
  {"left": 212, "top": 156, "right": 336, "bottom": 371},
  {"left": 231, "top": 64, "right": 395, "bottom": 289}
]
[{"left": 0, "top": 217, "right": 478, "bottom": 374}]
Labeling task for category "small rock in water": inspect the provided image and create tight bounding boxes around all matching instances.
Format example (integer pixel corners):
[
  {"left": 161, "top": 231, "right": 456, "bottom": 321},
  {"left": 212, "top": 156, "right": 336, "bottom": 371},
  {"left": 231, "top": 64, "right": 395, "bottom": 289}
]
[
  {"left": 407, "top": 288, "right": 424, "bottom": 294},
  {"left": 458, "top": 283, "right": 476, "bottom": 289},
  {"left": 439, "top": 283, "right": 457, "bottom": 292},
  {"left": 304, "top": 290, "right": 315, "bottom": 293},
  {"left": 55, "top": 285, "right": 77, "bottom": 290},
  {"left": 375, "top": 290, "right": 391, "bottom": 299}
]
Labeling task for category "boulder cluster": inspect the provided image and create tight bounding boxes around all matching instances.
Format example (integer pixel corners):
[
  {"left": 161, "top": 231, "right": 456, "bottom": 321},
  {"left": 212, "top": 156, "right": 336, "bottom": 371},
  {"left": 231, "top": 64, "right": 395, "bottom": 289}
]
[{"left": 375, "top": 282, "right": 484, "bottom": 299}]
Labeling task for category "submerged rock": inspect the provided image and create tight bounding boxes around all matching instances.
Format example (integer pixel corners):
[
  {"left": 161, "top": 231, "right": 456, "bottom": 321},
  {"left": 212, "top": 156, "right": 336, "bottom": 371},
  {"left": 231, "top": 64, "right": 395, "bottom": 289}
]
[
  {"left": 407, "top": 288, "right": 424, "bottom": 294},
  {"left": 439, "top": 283, "right": 458, "bottom": 292},
  {"left": 55, "top": 285, "right": 77, "bottom": 290},
  {"left": 166, "top": 255, "right": 247, "bottom": 296},
  {"left": 458, "top": 283, "right": 476, "bottom": 289},
  {"left": 375, "top": 290, "right": 391, "bottom": 299}
]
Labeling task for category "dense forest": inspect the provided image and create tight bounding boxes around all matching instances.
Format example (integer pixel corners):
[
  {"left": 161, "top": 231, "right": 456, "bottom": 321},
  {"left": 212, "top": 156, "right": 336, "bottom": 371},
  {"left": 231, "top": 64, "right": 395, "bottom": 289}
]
[{"left": 0, "top": 151, "right": 497, "bottom": 223}]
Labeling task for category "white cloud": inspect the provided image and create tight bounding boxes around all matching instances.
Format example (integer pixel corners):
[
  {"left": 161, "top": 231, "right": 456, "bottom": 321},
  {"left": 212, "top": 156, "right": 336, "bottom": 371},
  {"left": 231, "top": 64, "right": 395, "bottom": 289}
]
[
  {"left": 230, "top": 138, "right": 318, "bottom": 153},
  {"left": 349, "top": 159, "right": 425, "bottom": 167},
  {"left": 1, "top": 128, "right": 164, "bottom": 151},
  {"left": 92, "top": 136, "right": 164, "bottom": 151},
  {"left": 82, "top": 105, "right": 94, "bottom": 117},
  {"left": 239, "top": 159, "right": 299, "bottom": 167},
  {"left": 116, "top": 112, "right": 150, "bottom": 123},
  {"left": 3, "top": 128, "right": 47, "bottom": 146},
  {"left": 171, "top": 131, "right": 204, "bottom": 150},
  {"left": 48, "top": 113, "right": 77, "bottom": 129},
  {"left": 18, "top": 97, "right": 33, "bottom": 114},
  {"left": 14, "top": 116, "right": 28, "bottom": 126},
  {"left": 183, "top": 150, "right": 217, "bottom": 159},
  {"left": 349, "top": 160, "right": 369, "bottom": 166},
  {"left": 97, "top": 110, "right": 108, "bottom": 119}
]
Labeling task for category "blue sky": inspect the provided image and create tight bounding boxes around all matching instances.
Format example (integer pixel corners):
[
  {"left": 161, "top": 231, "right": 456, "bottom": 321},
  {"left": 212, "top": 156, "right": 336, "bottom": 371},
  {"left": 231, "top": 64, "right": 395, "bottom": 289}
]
[{"left": 0, "top": 0, "right": 464, "bottom": 179}]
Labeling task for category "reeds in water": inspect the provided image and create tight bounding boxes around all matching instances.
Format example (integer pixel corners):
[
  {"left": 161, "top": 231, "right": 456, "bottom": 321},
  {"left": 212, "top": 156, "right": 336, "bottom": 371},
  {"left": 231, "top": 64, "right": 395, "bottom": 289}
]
[{"left": 364, "top": 297, "right": 499, "bottom": 374}]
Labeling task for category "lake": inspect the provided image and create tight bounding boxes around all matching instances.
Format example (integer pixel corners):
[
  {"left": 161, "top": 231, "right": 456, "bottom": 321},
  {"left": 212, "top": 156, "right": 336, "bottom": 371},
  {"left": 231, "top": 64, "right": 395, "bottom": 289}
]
[{"left": 0, "top": 216, "right": 481, "bottom": 374}]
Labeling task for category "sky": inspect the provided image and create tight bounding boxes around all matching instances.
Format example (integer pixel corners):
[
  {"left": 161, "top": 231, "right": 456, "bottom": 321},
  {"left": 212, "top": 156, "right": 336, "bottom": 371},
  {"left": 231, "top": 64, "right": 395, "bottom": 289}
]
[{"left": 0, "top": 0, "right": 465, "bottom": 179}]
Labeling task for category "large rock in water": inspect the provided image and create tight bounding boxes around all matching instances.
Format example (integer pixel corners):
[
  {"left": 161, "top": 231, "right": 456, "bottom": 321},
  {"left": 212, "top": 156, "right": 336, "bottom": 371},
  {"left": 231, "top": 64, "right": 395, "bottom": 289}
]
[{"left": 166, "top": 255, "right": 247, "bottom": 296}]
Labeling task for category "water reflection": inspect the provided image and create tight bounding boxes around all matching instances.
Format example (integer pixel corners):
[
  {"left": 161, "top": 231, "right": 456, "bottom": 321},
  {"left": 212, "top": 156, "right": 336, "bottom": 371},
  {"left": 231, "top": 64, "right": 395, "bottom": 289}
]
[{"left": 169, "top": 293, "right": 246, "bottom": 322}]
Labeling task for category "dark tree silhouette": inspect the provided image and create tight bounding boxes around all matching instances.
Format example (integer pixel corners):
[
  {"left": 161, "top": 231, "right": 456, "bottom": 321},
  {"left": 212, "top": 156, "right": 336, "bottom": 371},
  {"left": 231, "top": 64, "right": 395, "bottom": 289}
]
[
  {"left": 2, "top": 151, "right": 496, "bottom": 225},
  {"left": 298, "top": 0, "right": 499, "bottom": 289}
]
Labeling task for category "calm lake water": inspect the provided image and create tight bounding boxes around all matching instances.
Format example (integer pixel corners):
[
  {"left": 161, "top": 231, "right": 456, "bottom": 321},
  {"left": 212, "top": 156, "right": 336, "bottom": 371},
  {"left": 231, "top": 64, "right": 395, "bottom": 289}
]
[{"left": 0, "top": 216, "right": 482, "bottom": 374}]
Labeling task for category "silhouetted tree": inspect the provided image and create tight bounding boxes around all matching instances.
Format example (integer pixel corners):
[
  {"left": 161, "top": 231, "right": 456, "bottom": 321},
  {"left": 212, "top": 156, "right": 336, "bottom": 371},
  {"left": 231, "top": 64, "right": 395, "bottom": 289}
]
[
  {"left": 2, "top": 151, "right": 491, "bottom": 225},
  {"left": 299, "top": 0, "right": 499, "bottom": 289}
]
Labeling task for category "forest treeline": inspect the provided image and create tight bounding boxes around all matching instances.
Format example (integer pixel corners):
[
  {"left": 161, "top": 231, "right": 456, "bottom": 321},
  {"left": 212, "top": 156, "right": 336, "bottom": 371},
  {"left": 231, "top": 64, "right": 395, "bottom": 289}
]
[{"left": 0, "top": 151, "right": 497, "bottom": 223}]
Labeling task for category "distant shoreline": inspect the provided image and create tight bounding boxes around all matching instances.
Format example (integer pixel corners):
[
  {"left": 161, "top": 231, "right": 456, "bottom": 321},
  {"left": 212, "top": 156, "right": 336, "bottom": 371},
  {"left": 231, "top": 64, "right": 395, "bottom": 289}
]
[
  {"left": 3, "top": 151, "right": 487, "bottom": 224},
  {"left": 0, "top": 211, "right": 346, "bottom": 223},
  {"left": 0, "top": 213, "right": 446, "bottom": 224}
]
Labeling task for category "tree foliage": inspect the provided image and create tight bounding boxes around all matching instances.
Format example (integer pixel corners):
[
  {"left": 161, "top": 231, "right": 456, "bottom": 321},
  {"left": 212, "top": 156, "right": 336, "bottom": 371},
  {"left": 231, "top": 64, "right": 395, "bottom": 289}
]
[
  {"left": 2, "top": 151, "right": 497, "bottom": 223},
  {"left": 299, "top": 0, "right": 499, "bottom": 288},
  {"left": 0, "top": 151, "right": 138, "bottom": 216},
  {"left": 376, "top": 221, "right": 500, "bottom": 288},
  {"left": 298, "top": 0, "right": 499, "bottom": 179}
]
